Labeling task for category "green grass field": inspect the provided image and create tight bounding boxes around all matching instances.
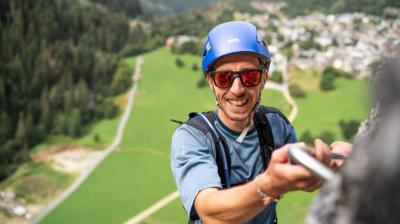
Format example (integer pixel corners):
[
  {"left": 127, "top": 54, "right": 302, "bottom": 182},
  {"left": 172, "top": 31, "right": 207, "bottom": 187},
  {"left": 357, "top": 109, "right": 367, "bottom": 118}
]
[
  {"left": 40, "top": 47, "right": 370, "bottom": 224},
  {"left": 291, "top": 70, "right": 371, "bottom": 142}
]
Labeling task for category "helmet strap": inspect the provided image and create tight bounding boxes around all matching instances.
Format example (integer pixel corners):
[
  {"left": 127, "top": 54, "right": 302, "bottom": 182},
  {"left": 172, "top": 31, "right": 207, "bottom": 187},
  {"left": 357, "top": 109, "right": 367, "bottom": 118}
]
[
  {"left": 252, "top": 70, "right": 266, "bottom": 112},
  {"left": 211, "top": 85, "right": 223, "bottom": 110}
]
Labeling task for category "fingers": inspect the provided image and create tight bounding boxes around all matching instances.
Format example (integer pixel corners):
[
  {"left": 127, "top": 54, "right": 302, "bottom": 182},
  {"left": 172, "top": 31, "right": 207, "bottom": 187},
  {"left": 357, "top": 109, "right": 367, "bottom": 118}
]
[
  {"left": 274, "top": 162, "right": 314, "bottom": 180},
  {"left": 314, "top": 139, "right": 331, "bottom": 166},
  {"left": 302, "top": 179, "right": 324, "bottom": 192},
  {"left": 330, "top": 141, "right": 352, "bottom": 156},
  {"left": 285, "top": 173, "right": 323, "bottom": 192},
  {"left": 270, "top": 145, "right": 289, "bottom": 163},
  {"left": 330, "top": 141, "right": 353, "bottom": 168},
  {"left": 330, "top": 160, "right": 340, "bottom": 171},
  {"left": 271, "top": 142, "right": 307, "bottom": 164}
]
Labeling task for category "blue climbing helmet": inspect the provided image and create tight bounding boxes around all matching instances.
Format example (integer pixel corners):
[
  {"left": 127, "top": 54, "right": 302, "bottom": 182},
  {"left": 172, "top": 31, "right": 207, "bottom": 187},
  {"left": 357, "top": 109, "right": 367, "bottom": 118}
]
[{"left": 202, "top": 21, "right": 271, "bottom": 74}]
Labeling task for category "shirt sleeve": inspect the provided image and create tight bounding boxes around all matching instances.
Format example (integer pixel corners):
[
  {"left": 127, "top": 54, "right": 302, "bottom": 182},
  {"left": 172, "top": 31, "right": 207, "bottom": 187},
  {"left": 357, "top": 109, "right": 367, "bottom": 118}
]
[
  {"left": 266, "top": 113, "right": 298, "bottom": 148},
  {"left": 170, "top": 124, "right": 222, "bottom": 219}
]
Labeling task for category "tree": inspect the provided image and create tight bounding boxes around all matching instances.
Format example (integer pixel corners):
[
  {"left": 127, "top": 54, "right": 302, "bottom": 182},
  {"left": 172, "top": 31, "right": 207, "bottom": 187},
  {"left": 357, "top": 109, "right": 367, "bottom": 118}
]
[
  {"left": 323, "top": 66, "right": 353, "bottom": 79},
  {"left": 111, "top": 65, "right": 131, "bottom": 95},
  {"left": 40, "top": 88, "right": 51, "bottom": 129},
  {"left": 53, "top": 113, "right": 67, "bottom": 135},
  {"left": 175, "top": 58, "right": 185, "bottom": 67},
  {"left": 94, "top": 133, "right": 101, "bottom": 143},
  {"left": 192, "top": 63, "right": 199, "bottom": 71},
  {"left": 320, "top": 72, "right": 335, "bottom": 91},
  {"left": 32, "top": 124, "right": 46, "bottom": 144},
  {"left": 0, "top": 77, "right": 5, "bottom": 106},
  {"left": 269, "top": 70, "right": 283, "bottom": 83},
  {"left": 102, "top": 100, "right": 119, "bottom": 119},
  {"left": 339, "top": 119, "right": 360, "bottom": 140},
  {"left": 0, "top": 112, "right": 11, "bottom": 145},
  {"left": 289, "top": 83, "right": 306, "bottom": 98},
  {"left": 15, "top": 112, "right": 27, "bottom": 147},
  {"left": 197, "top": 75, "right": 208, "bottom": 88},
  {"left": 300, "top": 130, "right": 313, "bottom": 145},
  {"left": 67, "top": 109, "right": 82, "bottom": 137},
  {"left": 319, "top": 131, "right": 335, "bottom": 144}
]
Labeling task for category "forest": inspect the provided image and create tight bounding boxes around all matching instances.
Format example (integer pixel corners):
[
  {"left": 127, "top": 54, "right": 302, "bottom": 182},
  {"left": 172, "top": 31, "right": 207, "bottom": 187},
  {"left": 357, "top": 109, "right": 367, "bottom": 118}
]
[{"left": 0, "top": 0, "right": 142, "bottom": 180}]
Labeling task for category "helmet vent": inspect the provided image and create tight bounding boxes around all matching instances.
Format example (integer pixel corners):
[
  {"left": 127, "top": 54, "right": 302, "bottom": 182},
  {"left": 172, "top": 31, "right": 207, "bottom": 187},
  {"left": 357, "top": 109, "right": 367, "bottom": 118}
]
[
  {"left": 256, "top": 32, "right": 264, "bottom": 45},
  {"left": 262, "top": 40, "right": 267, "bottom": 46},
  {"left": 203, "top": 41, "right": 211, "bottom": 58}
]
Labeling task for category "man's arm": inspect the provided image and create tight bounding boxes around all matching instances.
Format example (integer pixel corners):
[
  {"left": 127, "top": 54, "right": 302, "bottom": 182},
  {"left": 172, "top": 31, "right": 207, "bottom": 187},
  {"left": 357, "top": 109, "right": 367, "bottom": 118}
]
[{"left": 195, "top": 140, "right": 330, "bottom": 223}]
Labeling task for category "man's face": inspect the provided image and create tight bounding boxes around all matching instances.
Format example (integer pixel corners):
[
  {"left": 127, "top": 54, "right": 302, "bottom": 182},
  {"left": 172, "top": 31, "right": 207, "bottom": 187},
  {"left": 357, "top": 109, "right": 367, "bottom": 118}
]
[{"left": 207, "top": 54, "right": 268, "bottom": 124}]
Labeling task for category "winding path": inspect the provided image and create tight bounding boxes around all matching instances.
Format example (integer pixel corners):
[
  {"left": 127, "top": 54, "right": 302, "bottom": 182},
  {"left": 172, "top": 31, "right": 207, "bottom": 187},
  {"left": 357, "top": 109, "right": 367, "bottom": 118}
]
[
  {"left": 265, "top": 80, "right": 298, "bottom": 123},
  {"left": 31, "top": 57, "right": 143, "bottom": 224},
  {"left": 265, "top": 56, "right": 298, "bottom": 123}
]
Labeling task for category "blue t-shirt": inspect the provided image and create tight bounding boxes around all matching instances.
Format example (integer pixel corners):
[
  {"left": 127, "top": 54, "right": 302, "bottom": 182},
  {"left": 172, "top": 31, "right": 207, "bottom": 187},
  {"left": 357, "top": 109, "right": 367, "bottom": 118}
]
[{"left": 171, "top": 111, "right": 297, "bottom": 223}]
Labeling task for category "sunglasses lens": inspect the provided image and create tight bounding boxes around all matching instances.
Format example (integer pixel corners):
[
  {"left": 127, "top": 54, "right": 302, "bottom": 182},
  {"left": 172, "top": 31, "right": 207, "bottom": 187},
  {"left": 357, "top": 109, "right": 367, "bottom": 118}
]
[
  {"left": 214, "top": 71, "right": 233, "bottom": 88},
  {"left": 241, "top": 70, "right": 261, "bottom": 87},
  {"left": 212, "top": 69, "right": 262, "bottom": 88}
]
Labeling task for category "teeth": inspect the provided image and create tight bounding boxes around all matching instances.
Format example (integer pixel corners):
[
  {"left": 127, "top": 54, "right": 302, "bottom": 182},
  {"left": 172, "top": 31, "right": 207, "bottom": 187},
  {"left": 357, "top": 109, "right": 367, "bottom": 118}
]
[{"left": 229, "top": 99, "right": 246, "bottom": 106}]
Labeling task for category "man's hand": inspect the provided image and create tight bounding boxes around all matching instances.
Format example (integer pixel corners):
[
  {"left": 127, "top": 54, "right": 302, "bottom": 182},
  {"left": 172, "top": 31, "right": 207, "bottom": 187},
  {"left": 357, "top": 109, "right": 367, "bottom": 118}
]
[
  {"left": 329, "top": 141, "right": 352, "bottom": 170},
  {"left": 193, "top": 139, "right": 333, "bottom": 223},
  {"left": 258, "top": 139, "right": 331, "bottom": 197}
]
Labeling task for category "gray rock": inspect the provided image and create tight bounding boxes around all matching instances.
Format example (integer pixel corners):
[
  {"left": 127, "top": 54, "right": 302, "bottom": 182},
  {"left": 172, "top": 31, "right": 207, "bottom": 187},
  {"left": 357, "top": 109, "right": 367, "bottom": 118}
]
[{"left": 306, "top": 51, "right": 400, "bottom": 224}]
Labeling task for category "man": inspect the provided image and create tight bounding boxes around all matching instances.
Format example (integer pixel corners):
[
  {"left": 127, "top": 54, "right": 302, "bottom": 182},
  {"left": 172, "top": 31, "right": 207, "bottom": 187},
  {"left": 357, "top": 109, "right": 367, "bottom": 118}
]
[{"left": 171, "top": 21, "right": 331, "bottom": 223}]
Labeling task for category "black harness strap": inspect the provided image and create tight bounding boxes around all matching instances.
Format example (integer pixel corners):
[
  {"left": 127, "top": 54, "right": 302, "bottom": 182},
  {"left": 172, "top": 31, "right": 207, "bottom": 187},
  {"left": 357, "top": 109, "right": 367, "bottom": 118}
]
[
  {"left": 254, "top": 106, "right": 275, "bottom": 170},
  {"left": 187, "top": 112, "right": 231, "bottom": 188}
]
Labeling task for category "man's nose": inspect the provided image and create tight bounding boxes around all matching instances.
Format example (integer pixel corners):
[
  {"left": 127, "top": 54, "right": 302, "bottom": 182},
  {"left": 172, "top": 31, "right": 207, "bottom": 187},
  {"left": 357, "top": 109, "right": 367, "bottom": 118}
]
[{"left": 229, "top": 76, "right": 245, "bottom": 95}]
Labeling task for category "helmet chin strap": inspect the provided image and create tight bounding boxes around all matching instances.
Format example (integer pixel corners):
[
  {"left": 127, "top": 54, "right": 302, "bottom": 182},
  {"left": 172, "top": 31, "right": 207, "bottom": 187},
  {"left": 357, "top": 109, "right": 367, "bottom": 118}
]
[
  {"left": 252, "top": 72, "right": 266, "bottom": 113},
  {"left": 211, "top": 85, "right": 224, "bottom": 110},
  {"left": 253, "top": 86, "right": 263, "bottom": 111}
]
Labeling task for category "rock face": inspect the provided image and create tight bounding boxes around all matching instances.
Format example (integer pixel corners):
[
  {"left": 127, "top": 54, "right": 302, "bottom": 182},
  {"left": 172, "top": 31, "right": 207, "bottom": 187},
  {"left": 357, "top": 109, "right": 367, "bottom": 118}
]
[{"left": 306, "top": 52, "right": 400, "bottom": 224}]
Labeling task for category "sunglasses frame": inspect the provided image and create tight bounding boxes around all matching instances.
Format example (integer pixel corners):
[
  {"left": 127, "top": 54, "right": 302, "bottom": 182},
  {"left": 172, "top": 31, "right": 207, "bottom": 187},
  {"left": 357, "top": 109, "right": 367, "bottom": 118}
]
[{"left": 208, "top": 67, "right": 267, "bottom": 89}]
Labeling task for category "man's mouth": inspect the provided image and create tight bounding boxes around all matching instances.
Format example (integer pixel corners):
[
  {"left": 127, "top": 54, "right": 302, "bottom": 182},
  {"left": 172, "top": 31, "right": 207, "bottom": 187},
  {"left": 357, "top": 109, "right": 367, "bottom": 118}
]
[{"left": 227, "top": 99, "right": 248, "bottom": 107}]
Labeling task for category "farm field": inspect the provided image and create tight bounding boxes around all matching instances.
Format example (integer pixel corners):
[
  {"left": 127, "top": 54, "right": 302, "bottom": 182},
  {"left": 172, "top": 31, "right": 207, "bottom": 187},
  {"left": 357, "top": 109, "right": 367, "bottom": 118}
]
[{"left": 40, "top": 47, "right": 370, "bottom": 224}]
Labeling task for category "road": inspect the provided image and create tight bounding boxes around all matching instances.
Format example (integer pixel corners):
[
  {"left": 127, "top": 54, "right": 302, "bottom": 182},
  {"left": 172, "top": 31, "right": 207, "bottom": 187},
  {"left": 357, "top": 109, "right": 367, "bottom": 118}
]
[{"left": 31, "top": 56, "right": 143, "bottom": 224}]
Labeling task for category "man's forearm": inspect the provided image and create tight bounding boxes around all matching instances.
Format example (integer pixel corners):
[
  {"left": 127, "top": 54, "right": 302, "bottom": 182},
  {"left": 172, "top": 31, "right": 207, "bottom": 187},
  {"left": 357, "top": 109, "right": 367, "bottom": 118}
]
[{"left": 195, "top": 178, "right": 275, "bottom": 223}]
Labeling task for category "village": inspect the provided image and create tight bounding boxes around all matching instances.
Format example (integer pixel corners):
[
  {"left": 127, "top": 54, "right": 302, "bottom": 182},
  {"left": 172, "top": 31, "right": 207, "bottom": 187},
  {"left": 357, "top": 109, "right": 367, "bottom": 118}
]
[
  {"left": 239, "top": 2, "right": 399, "bottom": 77},
  {"left": 168, "top": 2, "right": 400, "bottom": 78}
]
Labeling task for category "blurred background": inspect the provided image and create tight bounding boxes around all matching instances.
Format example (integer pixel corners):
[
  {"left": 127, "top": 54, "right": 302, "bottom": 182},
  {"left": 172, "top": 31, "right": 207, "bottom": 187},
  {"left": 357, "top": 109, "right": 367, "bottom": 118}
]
[{"left": 0, "top": 0, "right": 399, "bottom": 223}]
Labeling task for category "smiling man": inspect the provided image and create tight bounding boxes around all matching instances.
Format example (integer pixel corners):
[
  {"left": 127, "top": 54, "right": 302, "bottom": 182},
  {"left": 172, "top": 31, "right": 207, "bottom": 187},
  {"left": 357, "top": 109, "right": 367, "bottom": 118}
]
[{"left": 171, "top": 21, "right": 330, "bottom": 224}]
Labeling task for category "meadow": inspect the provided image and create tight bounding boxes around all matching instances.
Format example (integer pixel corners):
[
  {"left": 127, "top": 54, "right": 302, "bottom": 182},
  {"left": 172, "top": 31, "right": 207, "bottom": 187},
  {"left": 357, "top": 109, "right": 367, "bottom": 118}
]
[{"left": 40, "top": 47, "right": 370, "bottom": 224}]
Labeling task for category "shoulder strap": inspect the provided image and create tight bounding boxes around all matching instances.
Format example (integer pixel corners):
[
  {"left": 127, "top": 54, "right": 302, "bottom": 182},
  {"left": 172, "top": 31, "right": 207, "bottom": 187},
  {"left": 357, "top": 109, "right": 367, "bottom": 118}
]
[
  {"left": 260, "top": 106, "right": 290, "bottom": 124},
  {"left": 254, "top": 106, "right": 291, "bottom": 170},
  {"left": 253, "top": 106, "right": 274, "bottom": 170},
  {"left": 186, "top": 112, "right": 231, "bottom": 189}
]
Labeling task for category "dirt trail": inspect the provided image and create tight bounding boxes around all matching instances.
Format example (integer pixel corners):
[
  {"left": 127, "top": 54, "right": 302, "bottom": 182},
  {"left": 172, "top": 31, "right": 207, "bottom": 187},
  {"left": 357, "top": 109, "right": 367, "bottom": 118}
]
[{"left": 30, "top": 57, "right": 143, "bottom": 224}]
